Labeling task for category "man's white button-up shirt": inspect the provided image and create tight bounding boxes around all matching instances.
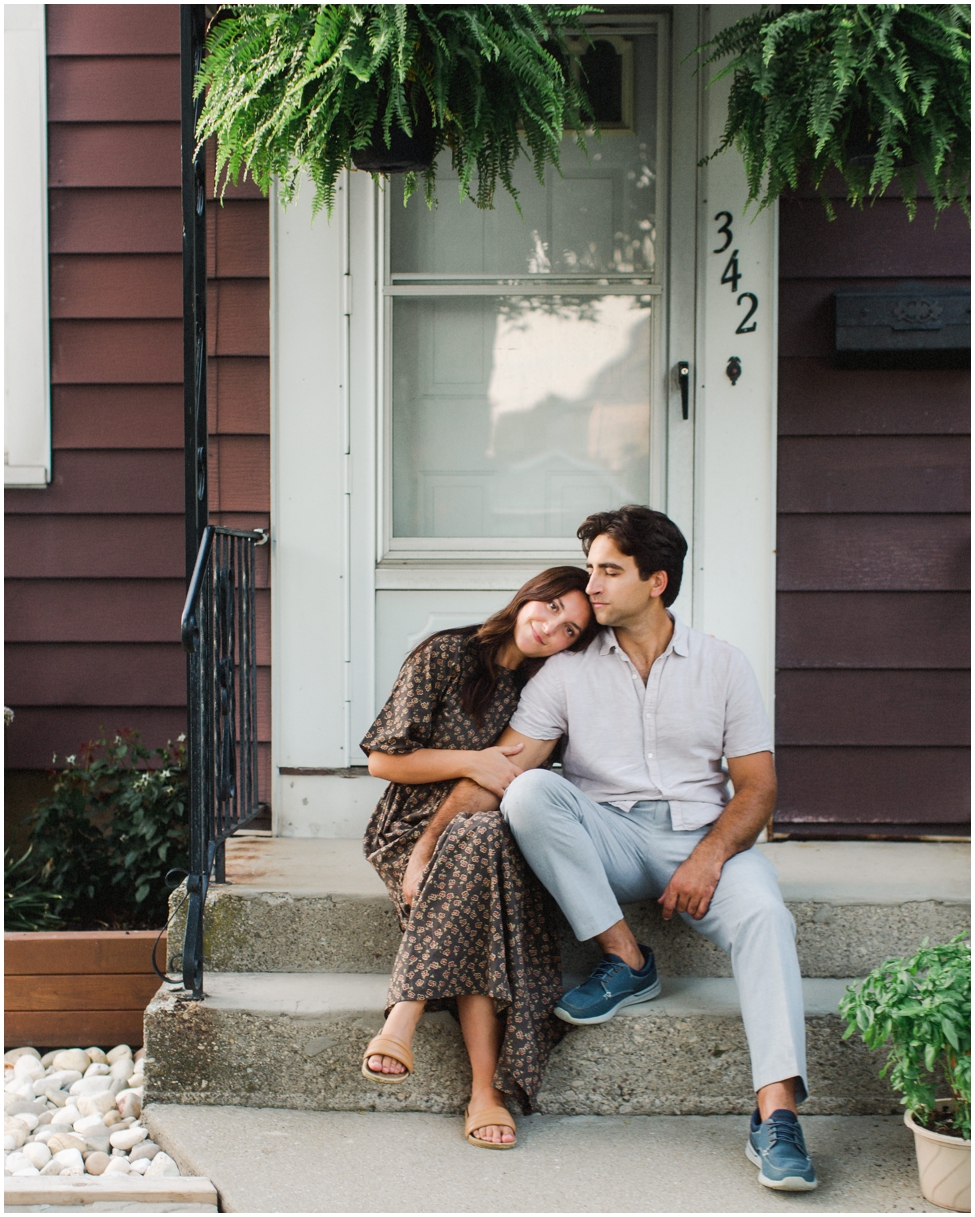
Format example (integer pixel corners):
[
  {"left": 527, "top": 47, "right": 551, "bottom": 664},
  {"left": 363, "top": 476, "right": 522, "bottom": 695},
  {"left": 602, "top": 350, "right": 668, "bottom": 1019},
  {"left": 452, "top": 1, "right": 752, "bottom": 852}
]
[{"left": 509, "top": 615, "right": 774, "bottom": 831}]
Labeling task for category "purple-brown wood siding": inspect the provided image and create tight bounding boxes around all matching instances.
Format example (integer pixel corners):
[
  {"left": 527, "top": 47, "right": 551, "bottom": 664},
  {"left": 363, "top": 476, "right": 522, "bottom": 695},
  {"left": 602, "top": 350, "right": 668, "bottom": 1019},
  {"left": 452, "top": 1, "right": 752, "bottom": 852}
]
[
  {"left": 4, "top": 5, "right": 271, "bottom": 803},
  {"left": 775, "top": 190, "right": 970, "bottom": 838}
]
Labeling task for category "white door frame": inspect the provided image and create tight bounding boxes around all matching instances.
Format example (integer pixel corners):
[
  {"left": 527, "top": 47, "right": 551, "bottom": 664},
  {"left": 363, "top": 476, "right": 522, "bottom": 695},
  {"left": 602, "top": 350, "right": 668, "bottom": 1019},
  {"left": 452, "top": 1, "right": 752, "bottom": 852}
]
[{"left": 269, "top": 6, "right": 777, "bottom": 837}]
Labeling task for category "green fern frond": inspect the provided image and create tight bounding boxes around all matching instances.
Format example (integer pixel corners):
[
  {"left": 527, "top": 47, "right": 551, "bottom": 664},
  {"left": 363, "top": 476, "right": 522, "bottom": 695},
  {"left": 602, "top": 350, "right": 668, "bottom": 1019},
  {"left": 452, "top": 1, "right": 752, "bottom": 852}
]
[
  {"left": 698, "top": 4, "right": 970, "bottom": 221},
  {"left": 196, "top": 4, "right": 596, "bottom": 216}
]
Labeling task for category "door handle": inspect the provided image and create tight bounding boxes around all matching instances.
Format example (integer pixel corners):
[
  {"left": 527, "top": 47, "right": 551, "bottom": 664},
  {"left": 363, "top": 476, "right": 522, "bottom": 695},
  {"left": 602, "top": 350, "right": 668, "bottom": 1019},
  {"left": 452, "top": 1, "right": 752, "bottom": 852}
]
[{"left": 677, "top": 361, "right": 690, "bottom": 419}]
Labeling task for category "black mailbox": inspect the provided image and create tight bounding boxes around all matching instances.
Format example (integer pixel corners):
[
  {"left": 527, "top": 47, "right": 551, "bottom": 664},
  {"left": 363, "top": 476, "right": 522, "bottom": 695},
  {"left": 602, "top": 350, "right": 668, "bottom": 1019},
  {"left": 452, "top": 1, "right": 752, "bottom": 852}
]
[{"left": 834, "top": 281, "right": 970, "bottom": 369}]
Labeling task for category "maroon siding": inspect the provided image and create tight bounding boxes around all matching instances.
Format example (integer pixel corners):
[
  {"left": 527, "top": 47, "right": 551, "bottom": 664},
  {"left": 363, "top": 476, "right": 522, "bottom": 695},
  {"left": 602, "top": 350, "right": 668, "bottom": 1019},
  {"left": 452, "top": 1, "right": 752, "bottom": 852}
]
[
  {"left": 775, "top": 191, "right": 970, "bottom": 838},
  {"left": 5, "top": 5, "right": 271, "bottom": 805}
]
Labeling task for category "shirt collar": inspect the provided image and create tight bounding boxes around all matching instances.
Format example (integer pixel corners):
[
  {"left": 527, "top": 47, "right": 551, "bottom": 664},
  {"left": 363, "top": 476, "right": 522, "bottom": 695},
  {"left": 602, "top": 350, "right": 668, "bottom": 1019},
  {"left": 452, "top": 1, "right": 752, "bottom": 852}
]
[{"left": 597, "top": 613, "right": 689, "bottom": 658}]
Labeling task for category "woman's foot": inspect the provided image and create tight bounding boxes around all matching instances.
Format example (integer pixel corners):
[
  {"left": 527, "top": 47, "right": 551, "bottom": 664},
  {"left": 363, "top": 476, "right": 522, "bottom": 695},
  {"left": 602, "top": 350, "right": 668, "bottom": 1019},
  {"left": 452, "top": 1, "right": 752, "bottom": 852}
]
[
  {"left": 468, "top": 1086, "right": 516, "bottom": 1145},
  {"left": 364, "top": 1000, "right": 424, "bottom": 1078}
]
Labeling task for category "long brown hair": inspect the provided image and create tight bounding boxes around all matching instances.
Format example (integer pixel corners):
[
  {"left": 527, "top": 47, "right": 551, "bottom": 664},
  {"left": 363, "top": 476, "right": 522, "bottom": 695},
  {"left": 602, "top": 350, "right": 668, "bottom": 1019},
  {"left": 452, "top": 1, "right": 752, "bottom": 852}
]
[{"left": 413, "top": 566, "right": 598, "bottom": 724}]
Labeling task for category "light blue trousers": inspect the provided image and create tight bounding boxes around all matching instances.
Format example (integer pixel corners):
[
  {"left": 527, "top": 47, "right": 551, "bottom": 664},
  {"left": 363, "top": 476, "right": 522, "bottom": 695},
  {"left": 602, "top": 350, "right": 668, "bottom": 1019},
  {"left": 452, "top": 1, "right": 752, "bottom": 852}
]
[{"left": 501, "top": 768, "right": 809, "bottom": 1101}]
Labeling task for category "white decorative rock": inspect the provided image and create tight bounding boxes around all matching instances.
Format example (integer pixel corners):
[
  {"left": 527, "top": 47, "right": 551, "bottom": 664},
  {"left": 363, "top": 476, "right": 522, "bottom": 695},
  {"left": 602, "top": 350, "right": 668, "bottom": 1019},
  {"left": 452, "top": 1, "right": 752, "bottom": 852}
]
[
  {"left": 103, "top": 1110, "right": 122, "bottom": 1127},
  {"left": 3, "top": 1049, "right": 40, "bottom": 1067},
  {"left": 16, "top": 1113, "right": 38, "bottom": 1132},
  {"left": 84, "top": 1151, "right": 110, "bottom": 1175},
  {"left": 73, "top": 1114, "right": 107, "bottom": 1136},
  {"left": 78, "top": 1090, "right": 116, "bottom": 1117},
  {"left": 116, "top": 1092, "right": 142, "bottom": 1120},
  {"left": 7, "top": 1079, "right": 35, "bottom": 1101},
  {"left": 105, "top": 1046, "right": 132, "bottom": 1065},
  {"left": 84, "top": 1048, "right": 108, "bottom": 1065},
  {"left": 50, "top": 1106, "right": 81, "bottom": 1127},
  {"left": 12, "top": 1056, "right": 44, "bottom": 1081},
  {"left": 83, "top": 1062, "right": 110, "bottom": 1079},
  {"left": 36, "top": 1112, "right": 54, "bottom": 1127},
  {"left": 11, "top": 1165, "right": 41, "bottom": 1176},
  {"left": 61, "top": 1166, "right": 86, "bottom": 1176},
  {"left": 129, "top": 1141, "right": 159, "bottom": 1162},
  {"left": 39, "top": 1051, "right": 59, "bottom": 1068},
  {"left": 43, "top": 1071, "right": 83, "bottom": 1092},
  {"left": 47, "top": 1133, "right": 86, "bottom": 1156},
  {"left": 33, "top": 1126, "right": 59, "bottom": 1144},
  {"left": 51, "top": 1148, "right": 85, "bottom": 1171},
  {"left": 108, "top": 1058, "right": 134, "bottom": 1080},
  {"left": 104, "top": 1156, "right": 130, "bottom": 1174},
  {"left": 45, "top": 1090, "right": 69, "bottom": 1108},
  {"left": 126, "top": 1073, "right": 146, "bottom": 1089},
  {"left": 3, "top": 1127, "right": 27, "bottom": 1150},
  {"left": 39, "top": 1159, "right": 63, "bottom": 1176},
  {"left": 70, "top": 1076, "right": 111, "bottom": 1097},
  {"left": 128, "top": 1157, "right": 151, "bottom": 1174},
  {"left": 52, "top": 1050, "right": 91, "bottom": 1074},
  {"left": 109, "top": 1126, "right": 147, "bottom": 1151},
  {"left": 22, "top": 1141, "right": 51, "bottom": 1169},
  {"left": 144, "top": 1152, "right": 179, "bottom": 1178},
  {"left": 5, "top": 1153, "right": 31, "bottom": 1173}
]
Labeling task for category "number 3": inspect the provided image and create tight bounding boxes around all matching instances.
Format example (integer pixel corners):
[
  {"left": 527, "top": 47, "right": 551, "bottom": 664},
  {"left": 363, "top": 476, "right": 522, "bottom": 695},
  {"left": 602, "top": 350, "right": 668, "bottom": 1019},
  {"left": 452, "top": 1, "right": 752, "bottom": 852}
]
[
  {"left": 736, "top": 292, "right": 759, "bottom": 334},
  {"left": 713, "top": 211, "right": 733, "bottom": 254}
]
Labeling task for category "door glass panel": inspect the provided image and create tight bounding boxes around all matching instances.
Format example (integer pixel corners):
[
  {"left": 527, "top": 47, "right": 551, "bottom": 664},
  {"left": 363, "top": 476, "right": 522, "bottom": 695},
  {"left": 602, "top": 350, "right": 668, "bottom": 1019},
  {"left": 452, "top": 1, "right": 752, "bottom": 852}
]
[
  {"left": 389, "top": 31, "right": 658, "bottom": 278},
  {"left": 391, "top": 295, "right": 652, "bottom": 538}
]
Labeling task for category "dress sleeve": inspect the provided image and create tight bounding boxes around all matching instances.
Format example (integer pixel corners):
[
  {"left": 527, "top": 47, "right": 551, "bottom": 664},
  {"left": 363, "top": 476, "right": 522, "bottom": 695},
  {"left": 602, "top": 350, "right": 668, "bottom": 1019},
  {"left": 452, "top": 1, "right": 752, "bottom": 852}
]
[{"left": 360, "top": 637, "right": 452, "bottom": 756}]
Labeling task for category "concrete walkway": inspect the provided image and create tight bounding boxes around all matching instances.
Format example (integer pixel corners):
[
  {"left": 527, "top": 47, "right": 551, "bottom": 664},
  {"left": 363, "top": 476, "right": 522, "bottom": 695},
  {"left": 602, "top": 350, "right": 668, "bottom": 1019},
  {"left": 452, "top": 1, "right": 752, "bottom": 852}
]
[{"left": 146, "top": 1105, "right": 939, "bottom": 1213}]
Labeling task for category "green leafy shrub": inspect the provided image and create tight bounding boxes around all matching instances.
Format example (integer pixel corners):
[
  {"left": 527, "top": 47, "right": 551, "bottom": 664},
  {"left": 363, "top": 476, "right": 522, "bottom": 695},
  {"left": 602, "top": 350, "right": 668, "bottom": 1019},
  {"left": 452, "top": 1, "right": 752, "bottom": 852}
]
[
  {"left": 699, "top": 5, "right": 971, "bottom": 219},
  {"left": 26, "top": 731, "right": 189, "bottom": 930},
  {"left": 840, "top": 934, "right": 971, "bottom": 1139},
  {"left": 4, "top": 846, "right": 63, "bottom": 932},
  {"left": 195, "top": 3, "right": 595, "bottom": 215}
]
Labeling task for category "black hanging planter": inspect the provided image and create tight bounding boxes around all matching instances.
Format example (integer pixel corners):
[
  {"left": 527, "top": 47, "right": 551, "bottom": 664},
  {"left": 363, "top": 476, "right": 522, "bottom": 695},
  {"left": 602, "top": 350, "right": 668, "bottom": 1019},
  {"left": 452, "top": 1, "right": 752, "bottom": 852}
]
[{"left": 351, "top": 90, "right": 436, "bottom": 174}]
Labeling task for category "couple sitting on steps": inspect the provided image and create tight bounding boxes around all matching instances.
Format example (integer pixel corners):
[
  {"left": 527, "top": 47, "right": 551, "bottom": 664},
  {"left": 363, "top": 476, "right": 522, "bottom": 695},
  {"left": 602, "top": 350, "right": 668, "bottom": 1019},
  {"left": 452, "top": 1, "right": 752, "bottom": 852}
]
[{"left": 359, "top": 505, "right": 816, "bottom": 1192}]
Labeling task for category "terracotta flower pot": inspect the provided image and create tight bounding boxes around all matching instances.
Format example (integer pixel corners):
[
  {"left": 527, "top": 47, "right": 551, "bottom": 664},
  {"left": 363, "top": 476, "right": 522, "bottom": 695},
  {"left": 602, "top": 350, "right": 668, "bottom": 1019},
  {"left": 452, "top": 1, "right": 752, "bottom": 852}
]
[{"left": 905, "top": 1101, "right": 971, "bottom": 1212}]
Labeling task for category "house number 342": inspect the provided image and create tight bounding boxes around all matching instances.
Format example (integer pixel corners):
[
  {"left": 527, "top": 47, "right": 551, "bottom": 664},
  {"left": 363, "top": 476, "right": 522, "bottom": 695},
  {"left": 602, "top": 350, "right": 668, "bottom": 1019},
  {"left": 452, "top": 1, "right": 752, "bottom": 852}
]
[{"left": 713, "top": 211, "right": 759, "bottom": 334}]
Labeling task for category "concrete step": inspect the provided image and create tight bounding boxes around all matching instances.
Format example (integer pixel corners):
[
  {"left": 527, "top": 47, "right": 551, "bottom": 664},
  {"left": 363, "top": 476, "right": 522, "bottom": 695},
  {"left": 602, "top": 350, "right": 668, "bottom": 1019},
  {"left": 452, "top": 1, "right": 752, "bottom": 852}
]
[
  {"left": 168, "top": 837, "right": 971, "bottom": 979},
  {"left": 143, "top": 972, "right": 900, "bottom": 1117}
]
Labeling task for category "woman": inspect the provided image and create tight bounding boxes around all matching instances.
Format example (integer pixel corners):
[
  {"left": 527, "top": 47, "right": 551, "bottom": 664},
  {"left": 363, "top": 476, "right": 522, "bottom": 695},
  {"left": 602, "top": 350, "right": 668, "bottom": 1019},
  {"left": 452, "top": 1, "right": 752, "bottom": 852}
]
[{"left": 360, "top": 567, "right": 596, "bottom": 1149}]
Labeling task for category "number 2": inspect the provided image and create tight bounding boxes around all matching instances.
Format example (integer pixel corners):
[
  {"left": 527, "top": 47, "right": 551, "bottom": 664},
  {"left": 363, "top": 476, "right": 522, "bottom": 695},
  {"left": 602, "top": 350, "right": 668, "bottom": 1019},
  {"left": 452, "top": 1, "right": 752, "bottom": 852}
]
[
  {"left": 713, "top": 211, "right": 733, "bottom": 254},
  {"left": 735, "top": 292, "right": 759, "bottom": 334}
]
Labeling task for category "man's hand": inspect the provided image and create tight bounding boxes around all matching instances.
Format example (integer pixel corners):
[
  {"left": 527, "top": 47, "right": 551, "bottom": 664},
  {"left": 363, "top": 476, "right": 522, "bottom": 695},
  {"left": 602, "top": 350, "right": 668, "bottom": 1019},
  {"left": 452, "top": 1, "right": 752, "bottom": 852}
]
[
  {"left": 658, "top": 848, "right": 724, "bottom": 920},
  {"left": 402, "top": 838, "right": 433, "bottom": 907},
  {"left": 463, "top": 743, "right": 525, "bottom": 799}
]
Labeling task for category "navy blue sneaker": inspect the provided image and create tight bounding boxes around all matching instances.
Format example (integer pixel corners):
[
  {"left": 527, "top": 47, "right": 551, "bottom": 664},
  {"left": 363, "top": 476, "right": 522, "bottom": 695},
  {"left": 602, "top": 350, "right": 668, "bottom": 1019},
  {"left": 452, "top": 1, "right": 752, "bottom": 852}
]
[
  {"left": 746, "top": 1108, "right": 818, "bottom": 1191},
  {"left": 554, "top": 945, "right": 661, "bottom": 1025}
]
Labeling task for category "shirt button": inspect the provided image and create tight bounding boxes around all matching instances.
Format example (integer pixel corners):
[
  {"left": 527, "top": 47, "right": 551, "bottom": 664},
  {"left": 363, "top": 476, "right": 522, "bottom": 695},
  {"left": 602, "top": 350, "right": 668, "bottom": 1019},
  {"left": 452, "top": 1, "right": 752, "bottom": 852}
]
[{"left": 646, "top": 752, "right": 653, "bottom": 759}]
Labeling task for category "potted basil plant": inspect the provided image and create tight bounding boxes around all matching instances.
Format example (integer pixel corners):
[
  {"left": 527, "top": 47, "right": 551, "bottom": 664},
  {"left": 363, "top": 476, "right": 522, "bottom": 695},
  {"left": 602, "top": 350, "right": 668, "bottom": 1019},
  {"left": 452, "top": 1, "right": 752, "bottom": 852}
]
[
  {"left": 195, "top": 4, "right": 596, "bottom": 216},
  {"left": 840, "top": 934, "right": 971, "bottom": 1212}
]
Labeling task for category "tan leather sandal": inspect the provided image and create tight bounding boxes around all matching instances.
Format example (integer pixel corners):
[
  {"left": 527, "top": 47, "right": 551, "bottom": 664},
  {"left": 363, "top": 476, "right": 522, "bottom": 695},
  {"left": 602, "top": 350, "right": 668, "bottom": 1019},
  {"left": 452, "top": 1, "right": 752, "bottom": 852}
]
[
  {"left": 361, "top": 1033, "right": 414, "bottom": 1085},
  {"left": 465, "top": 1104, "right": 517, "bottom": 1149}
]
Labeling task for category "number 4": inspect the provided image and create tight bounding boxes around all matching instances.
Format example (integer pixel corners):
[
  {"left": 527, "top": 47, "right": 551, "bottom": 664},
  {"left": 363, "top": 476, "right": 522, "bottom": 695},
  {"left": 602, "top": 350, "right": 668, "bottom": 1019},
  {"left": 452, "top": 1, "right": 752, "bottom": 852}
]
[{"left": 721, "top": 250, "right": 742, "bottom": 293}]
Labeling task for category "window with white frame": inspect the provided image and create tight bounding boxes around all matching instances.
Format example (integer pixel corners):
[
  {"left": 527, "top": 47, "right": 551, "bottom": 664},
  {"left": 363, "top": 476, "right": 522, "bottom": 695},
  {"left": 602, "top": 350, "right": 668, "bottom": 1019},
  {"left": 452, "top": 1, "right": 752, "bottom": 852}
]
[
  {"left": 382, "top": 25, "right": 663, "bottom": 558},
  {"left": 4, "top": 4, "right": 51, "bottom": 488}
]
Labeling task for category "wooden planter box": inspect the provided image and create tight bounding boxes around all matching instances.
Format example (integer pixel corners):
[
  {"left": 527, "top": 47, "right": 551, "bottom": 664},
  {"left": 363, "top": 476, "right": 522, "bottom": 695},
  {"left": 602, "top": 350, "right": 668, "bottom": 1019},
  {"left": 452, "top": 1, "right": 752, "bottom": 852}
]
[{"left": 4, "top": 930, "right": 166, "bottom": 1049}]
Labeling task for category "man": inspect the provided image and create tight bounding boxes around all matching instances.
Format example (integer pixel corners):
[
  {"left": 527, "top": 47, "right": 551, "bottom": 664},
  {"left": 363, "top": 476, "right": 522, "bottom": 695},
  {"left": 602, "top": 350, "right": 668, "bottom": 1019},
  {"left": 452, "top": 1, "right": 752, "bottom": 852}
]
[{"left": 403, "top": 505, "right": 816, "bottom": 1191}]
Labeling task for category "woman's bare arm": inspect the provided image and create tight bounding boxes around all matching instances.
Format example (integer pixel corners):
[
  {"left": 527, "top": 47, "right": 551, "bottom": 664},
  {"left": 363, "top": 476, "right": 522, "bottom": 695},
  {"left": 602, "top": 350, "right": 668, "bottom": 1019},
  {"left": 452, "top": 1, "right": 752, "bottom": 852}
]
[
  {"left": 400, "top": 729, "right": 558, "bottom": 904},
  {"left": 367, "top": 743, "right": 527, "bottom": 799}
]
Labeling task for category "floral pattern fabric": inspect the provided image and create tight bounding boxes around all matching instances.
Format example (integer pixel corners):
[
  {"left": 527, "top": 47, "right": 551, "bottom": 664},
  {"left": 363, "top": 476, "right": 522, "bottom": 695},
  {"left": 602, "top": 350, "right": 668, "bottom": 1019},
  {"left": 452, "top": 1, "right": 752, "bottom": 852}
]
[{"left": 361, "top": 631, "right": 565, "bottom": 1113}]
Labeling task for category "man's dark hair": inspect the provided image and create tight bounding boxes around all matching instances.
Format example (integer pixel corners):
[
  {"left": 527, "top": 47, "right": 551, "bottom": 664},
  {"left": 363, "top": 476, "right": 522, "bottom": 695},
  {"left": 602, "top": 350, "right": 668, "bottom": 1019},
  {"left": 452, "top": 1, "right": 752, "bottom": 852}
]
[{"left": 577, "top": 505, "right": 688, "bottom": 608}]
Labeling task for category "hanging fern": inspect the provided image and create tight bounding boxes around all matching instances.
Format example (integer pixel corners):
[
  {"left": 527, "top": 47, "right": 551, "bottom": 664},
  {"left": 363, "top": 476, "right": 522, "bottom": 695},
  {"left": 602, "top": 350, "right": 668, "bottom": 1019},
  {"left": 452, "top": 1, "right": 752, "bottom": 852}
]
[
  {"left": 195, "top": 4, "right": 596, "bottom": 215},
  {"left": 699, "top": 4, "right": 971, "bottom": 219}
]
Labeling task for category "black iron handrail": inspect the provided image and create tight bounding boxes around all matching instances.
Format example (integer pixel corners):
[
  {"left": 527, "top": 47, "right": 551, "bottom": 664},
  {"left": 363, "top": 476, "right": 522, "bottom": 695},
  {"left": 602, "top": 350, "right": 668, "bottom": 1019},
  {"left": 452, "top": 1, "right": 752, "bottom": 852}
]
[{"left": 179, "top": 524, "right": 268, "bottom": 997}]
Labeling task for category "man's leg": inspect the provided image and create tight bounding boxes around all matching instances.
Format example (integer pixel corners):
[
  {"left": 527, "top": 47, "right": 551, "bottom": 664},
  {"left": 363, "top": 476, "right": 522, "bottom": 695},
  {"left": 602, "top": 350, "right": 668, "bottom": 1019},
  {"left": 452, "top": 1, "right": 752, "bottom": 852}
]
[
  {"left": 690, "top": 847, "right": 808, "bottom": 1105},
  {"left": 501, "top": 769, "right": 653, "bottom": 942},
  {"left": 502, "top": 771, "right": 664, "bottom": 1023}
]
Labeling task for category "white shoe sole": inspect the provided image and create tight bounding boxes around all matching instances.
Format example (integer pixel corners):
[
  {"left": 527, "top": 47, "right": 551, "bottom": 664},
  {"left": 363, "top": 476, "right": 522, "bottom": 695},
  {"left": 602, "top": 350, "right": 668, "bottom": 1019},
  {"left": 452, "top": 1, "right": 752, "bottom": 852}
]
[
  {"left": 553, "top": 978, "right": 662, "bottom": 1025},
  {"left": 745, "top": 1140, "right": 818, "bottom": 1191}
]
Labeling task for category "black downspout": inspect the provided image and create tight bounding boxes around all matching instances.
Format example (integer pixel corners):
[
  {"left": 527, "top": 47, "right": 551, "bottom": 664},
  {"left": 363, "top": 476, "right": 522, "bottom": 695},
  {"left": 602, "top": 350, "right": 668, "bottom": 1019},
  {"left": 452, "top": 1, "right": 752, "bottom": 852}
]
[
  {"left": 181, "top": 4, "right": 208, "bottom": 580},
  {"left": 181, "top": 5, "right": 208, "bottom": 997}
]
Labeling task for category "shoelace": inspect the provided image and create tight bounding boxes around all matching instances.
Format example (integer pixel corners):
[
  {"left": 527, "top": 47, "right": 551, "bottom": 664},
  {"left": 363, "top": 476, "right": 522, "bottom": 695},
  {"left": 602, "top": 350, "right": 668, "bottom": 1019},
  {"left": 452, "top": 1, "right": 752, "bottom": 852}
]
[
  {"left": 589, "top": 957, "right": 629, "bottom": 997},
  {"left": 765, "top": 1117, "right": 805, "bottom": 1152}
]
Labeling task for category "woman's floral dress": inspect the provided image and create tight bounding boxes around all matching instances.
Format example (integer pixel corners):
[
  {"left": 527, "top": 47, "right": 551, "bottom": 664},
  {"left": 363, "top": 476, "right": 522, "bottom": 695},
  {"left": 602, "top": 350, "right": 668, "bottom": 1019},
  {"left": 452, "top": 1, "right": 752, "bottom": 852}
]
[{"left": 361, "top": 631, "right": 565, "bottom": 1113}]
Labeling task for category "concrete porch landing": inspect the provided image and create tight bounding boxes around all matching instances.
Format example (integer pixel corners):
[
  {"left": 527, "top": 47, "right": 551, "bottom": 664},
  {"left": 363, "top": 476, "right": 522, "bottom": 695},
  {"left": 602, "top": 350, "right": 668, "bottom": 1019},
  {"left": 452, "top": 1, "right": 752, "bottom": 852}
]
[
  {"left": 168, "top": 836, "right": 971, "bottom": 978},
  {"left": 145, "top": 1105, "right": 941, "bottom": 1213}
]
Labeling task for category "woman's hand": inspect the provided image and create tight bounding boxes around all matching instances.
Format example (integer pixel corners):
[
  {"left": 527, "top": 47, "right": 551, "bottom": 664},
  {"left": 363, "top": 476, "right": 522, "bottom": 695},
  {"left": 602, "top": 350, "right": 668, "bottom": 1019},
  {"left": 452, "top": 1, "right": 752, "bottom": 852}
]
[
  {"left": 402, "top": 838, "right": 433, "bottom": 907},
  {"left": 463, "top": 743, "right": 525, "bottom": 799}
]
